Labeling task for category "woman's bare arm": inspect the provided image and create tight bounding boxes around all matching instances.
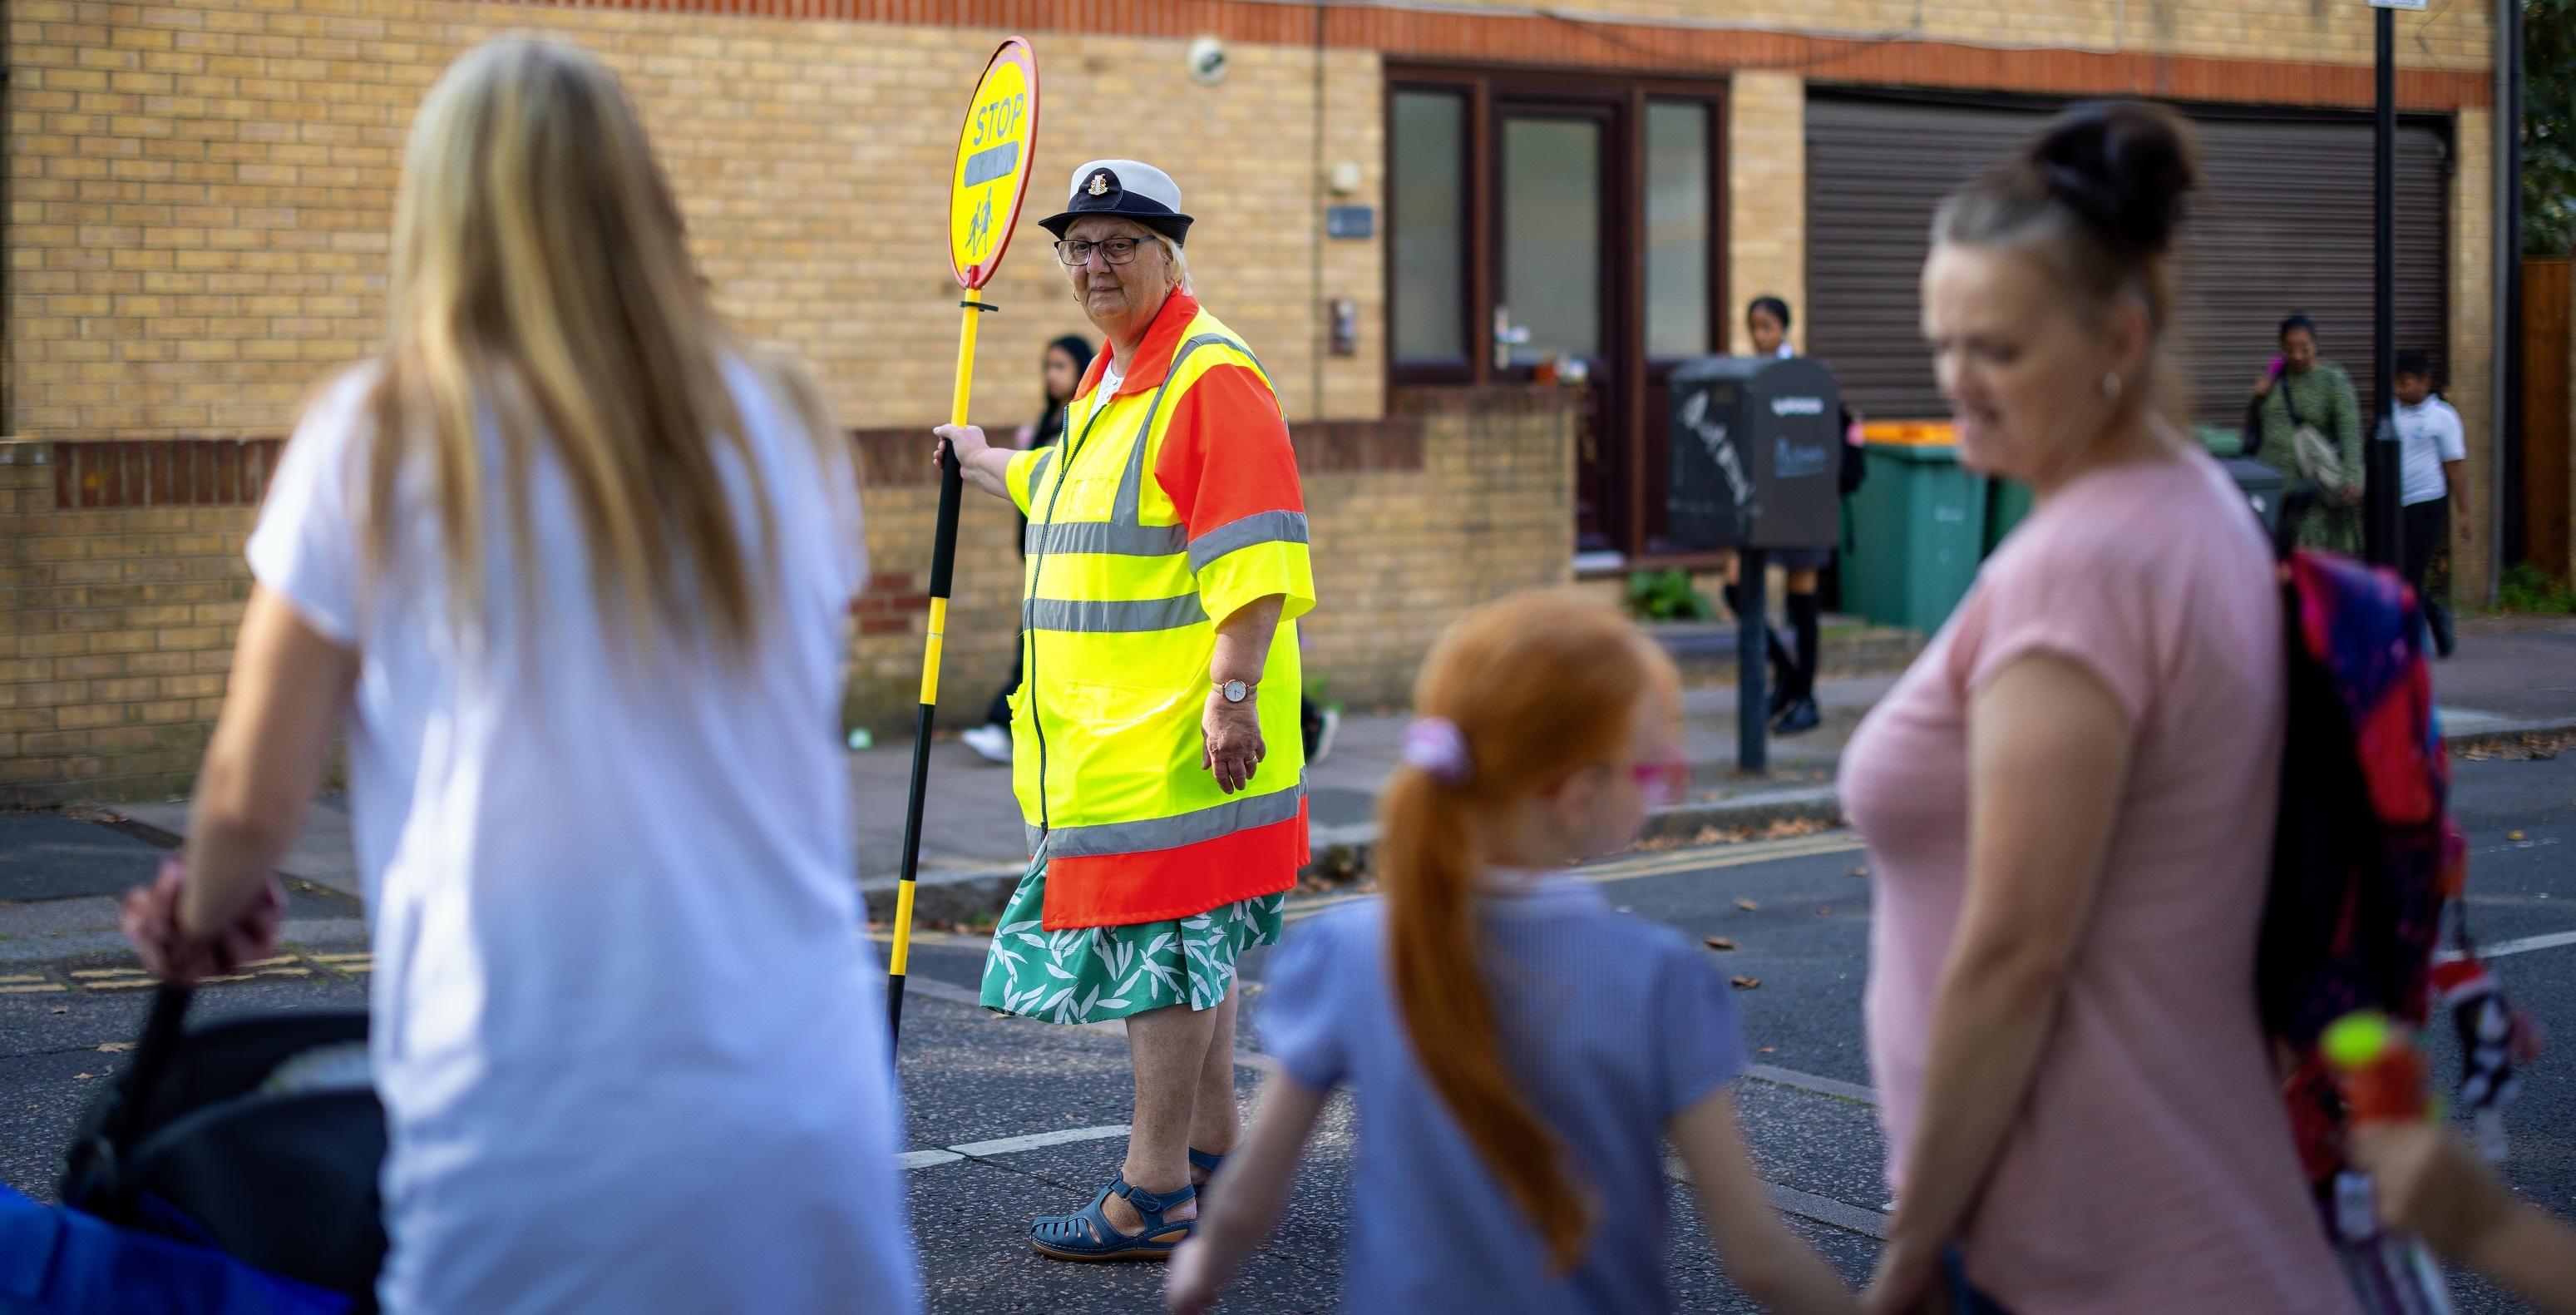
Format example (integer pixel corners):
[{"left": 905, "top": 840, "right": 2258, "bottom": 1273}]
[
  {"left": 180, "top": 586, "right": 357, "bottom": 938},
  {"left": 1864, "top": 653, "right": 2134, "bottom": 1313}
]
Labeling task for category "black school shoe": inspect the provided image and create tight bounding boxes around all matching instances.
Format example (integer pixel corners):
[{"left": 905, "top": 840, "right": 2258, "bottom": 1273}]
[{"left": 1771, "top": 696, "right": 1820, "bottom": 736}]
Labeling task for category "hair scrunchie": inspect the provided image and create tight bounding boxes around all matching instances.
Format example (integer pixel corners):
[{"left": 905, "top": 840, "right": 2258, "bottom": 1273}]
[{"left": 1400, "top": 717, "right": 1473, "bottom": 786}]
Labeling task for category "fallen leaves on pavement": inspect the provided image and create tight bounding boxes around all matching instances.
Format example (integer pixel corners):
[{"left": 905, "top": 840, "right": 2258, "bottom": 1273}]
[
  {"left": 1704, "top": 936, "right": 1737, "bottom": 951},
  {"left": 1735, "top": 898, "right": 1760, "bottom": 912},
  {"left": 1633, "top": 816, "right": 1838, "bottom": 853},
  {"left": 1730, "top": 976, "right": 1761, "bottom": 990},
  {"left": 2455, "top": 729, "right": 2573, "bottom": 762}
]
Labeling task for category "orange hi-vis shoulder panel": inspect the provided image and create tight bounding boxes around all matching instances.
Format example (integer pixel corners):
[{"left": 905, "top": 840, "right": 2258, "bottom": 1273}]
[{"left": 1002, "top": 294, "right": 1319, "bottom": 930}]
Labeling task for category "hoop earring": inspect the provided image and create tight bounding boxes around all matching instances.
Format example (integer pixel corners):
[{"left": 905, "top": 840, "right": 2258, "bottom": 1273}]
[{"left": 2102, "top": 371, "right": 2124, "bottom": 403}]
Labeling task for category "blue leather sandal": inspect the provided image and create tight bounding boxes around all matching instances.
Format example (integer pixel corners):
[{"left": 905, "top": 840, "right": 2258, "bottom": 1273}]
[
  {"left": 1187, "top": 1148, "right": 1224, "bottom": 1209},
  {"left": 1029, "top": 1174, "right": 1197, "bottom": 1262}
]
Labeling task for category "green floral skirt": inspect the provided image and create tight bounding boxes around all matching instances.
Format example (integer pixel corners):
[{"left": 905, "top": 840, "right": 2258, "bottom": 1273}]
[{"left": 979, "top": 847, "right": 1283, "bottom": 1025}]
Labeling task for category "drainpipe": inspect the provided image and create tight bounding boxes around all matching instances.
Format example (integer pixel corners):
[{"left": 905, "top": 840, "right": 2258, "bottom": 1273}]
[
  {"left": 1311, "top": 4, "right": 1327, "bottom": 424},
  {"left": 2495, "top": 0, "right": 2522, "bottom": 601}
]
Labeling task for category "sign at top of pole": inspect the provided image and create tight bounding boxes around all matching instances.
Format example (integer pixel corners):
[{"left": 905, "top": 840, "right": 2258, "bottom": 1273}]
[
  {"left": 949, "top": 37, "right": 1040, "bottom": 290},
  {"left": 2365, "top": 0, "right": 2425, "bottom": 9}
]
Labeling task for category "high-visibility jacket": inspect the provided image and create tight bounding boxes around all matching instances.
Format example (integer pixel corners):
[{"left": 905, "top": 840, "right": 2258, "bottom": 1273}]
[{"left": 1004, "top": 293, "right": 1318, "bottom": 930}]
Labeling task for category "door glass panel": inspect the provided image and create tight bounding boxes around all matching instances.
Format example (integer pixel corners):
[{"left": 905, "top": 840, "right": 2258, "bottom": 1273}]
[
  {"left": 1501, "top": 116, "right": 1601, "bottom": 363},
  {"left": 1644, "top": 101, "right": 1710, "bottom": 359},
  {"left": 1390, "top": 90, "right": 1468, "bottom": 363}
]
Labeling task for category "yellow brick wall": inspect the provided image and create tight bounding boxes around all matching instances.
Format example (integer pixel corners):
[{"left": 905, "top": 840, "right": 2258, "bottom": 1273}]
[
  {"left": 0, "top": 444, "right": 263, "bottom": 803},
  {"left": 1726, "top": 69, "right": 1803, "bottom": 356},
  {"left": 0, "top": 394, "right": 1573, "bottom": 804},
  {"left": 1456, "top": 0, "right": 2494, "bottom": 72},
  {"left": 4, "top": 1, "right": 1384, "bottom": 440}
]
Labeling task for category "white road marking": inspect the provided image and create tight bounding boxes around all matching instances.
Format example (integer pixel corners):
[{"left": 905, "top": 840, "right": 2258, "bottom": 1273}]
[
  {"left": 949, "top": 1125, "right": 1134, "bottom": 1159},
  {"left": 1744, "top": 1064, "right": 1878, "bottom": 1106},
  {"left": 2451, "top": 928, "right": 2576, "bottom": 961},
  {"left": 1762, "top": 1183, "right": 1892, "bottom": 1240},
  {"left": 899, "top": 1126, "right": 1124, "bottom": 1171},
  {"left": 2474, "top": 837, "right": 2559, "bottom": 856}
]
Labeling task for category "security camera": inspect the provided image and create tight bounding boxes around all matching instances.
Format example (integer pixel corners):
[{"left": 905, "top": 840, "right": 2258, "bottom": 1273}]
[{"left": 1187, "top": 37, "right": 1228, "bottom": 86}]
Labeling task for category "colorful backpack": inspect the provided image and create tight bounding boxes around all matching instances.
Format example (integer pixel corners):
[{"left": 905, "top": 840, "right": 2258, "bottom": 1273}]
[
  {"left": 2259, "top": 546, "right": 2462, "bottom": 1184},
  {"left": 2257, "top": 517, "right": 2539, "bottom": 1314}
]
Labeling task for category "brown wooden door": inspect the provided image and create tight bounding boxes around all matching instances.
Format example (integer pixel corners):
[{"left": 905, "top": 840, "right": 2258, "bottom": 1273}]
[
  {"left": 2524, "top": 257, "right": 2573, "bottom": 580},
  {"left": 1385, "top": 72, "right": 1724, "bottom": 564}
]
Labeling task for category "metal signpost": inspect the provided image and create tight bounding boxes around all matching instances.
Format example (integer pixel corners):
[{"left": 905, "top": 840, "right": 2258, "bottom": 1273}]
[{"left": 2366, "top": 0, "right": 2417, "bottom": 567}]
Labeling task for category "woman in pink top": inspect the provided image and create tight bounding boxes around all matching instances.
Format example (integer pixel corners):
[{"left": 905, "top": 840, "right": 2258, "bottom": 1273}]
[{"left": 1840, "top": 102, "right": 2354, "bottom": 1315}]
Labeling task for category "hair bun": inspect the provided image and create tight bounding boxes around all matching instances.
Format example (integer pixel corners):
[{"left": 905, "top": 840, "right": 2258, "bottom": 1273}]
[{"left": 2029, "top": 101, "right": 2198, "bottom": 256}]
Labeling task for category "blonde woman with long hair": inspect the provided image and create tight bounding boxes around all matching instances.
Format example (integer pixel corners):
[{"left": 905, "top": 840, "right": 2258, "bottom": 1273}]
[{"left": 117, "top": 38, "right": 919, "bottom": 1313}]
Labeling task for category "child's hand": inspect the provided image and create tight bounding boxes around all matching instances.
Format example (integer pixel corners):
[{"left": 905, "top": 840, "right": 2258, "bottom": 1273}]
[
  {"left": 119, "top": 857, "right": 284, "bottom": 984},
  {"left": 2350, "top": 1122, "right": 2514, "bottom": 1258},
  {"left": 1164, "top": 1237, "right": 1225, "bottom": 1313}
]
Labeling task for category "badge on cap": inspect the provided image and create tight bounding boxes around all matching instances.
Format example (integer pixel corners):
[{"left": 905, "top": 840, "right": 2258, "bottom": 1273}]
[{"left": 1088, "top": 171, "right": 1112, "bottom": 196}]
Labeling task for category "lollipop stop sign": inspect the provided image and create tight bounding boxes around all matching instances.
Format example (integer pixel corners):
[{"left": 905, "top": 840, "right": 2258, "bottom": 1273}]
[{"left": 950, "top": 38, "right": 1038, "bottom": 289}]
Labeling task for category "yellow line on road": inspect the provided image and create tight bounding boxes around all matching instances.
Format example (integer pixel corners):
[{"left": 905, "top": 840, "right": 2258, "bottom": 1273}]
[
  {"left": 1285, "top": 832, "right": 1864, "bottom": 922},
  {"left": 1577, "top": 833, "right": 1863, "bottom": 883}
]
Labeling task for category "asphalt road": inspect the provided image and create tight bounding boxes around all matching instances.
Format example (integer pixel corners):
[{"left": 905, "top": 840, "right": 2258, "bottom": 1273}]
[{"left": 2, "top": 749, "right": 2570, "bottom": 1313}]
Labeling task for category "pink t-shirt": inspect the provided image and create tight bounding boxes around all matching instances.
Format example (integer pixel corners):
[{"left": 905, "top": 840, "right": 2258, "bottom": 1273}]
[{"left": 1841, "top": 451, "right": 2353, "bottom": 1314}]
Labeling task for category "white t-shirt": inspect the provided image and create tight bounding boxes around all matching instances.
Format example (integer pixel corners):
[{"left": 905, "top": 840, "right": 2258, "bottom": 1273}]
[
  {"left": 247, "top": 359, "right": 918, "bottom": 1315},
  {"left": 1077, "top": 358, "right": 1126, "bottom": 434},
  {"left": 2394, "top": 394, "right": 2466, "bottom": 507}
]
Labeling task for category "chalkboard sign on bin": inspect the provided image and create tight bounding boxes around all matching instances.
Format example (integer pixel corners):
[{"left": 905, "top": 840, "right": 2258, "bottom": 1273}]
[{"left": 1666, "top": 356, "right": 1843, "bottom": 551}]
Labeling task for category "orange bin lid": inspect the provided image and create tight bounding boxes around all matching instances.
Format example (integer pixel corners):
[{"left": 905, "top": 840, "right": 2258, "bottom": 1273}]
[{"left": 1861, "top": 419, "right": 1957, "bottom": 447}]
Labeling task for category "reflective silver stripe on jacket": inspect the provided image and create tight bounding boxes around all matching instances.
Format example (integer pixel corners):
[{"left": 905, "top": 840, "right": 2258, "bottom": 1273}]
[
  {"left": 1187, "top": 510, "right": 1309, "bottom": 572},
  {"left": 1024, "top": 779, "right": 1307, "bottom": 858},
  {"left": 1022, "top": 594, "right": 1211, "bottom": 634},
  {"left": 1024, "top": 520, "right": 1190, "bottom": 556}
]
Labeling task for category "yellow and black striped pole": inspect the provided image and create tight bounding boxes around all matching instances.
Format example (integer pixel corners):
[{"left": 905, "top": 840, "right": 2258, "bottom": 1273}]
[
  {"left": 888, "top": 287, "right": 990, "bottom": 1044},
  {"left": 894, "top": 33, "right": 1036, "bottom": 1046}
]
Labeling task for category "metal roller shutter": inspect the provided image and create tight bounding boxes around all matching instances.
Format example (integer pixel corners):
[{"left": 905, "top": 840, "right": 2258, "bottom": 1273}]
[{"left": 1804, "top": 93, "right": 2450, "bottom": 426}]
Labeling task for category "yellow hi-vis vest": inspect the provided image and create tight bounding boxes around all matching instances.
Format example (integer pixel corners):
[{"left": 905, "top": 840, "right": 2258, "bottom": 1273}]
[{"left": 1003, "top": 294, "right": 1318, "bottom": 930}]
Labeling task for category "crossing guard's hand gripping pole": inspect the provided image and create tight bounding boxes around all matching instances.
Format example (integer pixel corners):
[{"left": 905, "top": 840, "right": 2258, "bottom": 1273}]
[
  {"left": 886, "top": 292, "right": 985, "bottom": 1045},
  {"left": 890, "top": 37, "right": 1038, "bottom": 1048}
]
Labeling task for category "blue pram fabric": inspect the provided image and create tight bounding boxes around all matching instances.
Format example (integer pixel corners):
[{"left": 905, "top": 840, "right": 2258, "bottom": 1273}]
[{"left": 0, "top": 1183, "right": 349, "bottom": 1315}]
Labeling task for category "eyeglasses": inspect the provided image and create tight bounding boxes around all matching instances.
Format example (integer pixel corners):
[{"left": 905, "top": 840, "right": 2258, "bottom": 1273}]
[
  {"left": 1630, "top": 758, "right": 1690, "bottom": 807},
  {"left": 1054, "top": 237, "right": 1154, "bottom": 267}
]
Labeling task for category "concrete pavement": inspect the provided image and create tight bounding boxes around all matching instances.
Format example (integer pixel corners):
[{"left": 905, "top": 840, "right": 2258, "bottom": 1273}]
[{"left": 16, "top": 614, "right": 2571, "bottom": 947}]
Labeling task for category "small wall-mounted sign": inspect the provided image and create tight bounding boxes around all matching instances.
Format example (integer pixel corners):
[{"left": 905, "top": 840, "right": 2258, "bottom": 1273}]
[
  {"left": 2365, "top": 0, "right": 2426, "bottom": 8},
  {"left": 1325, "top": 205, "right": 1375, "bottom": 240}
]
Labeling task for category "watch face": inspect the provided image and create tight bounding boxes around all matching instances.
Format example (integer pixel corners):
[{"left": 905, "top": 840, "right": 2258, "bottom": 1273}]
[{"left": 1222, "top": 680, "right": 1248, "bottom": 702}]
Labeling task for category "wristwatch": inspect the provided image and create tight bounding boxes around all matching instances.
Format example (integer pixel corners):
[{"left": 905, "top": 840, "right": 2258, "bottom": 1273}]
[{"left": 1215, "top": 679, "right": 1256, "bottom": 704}]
